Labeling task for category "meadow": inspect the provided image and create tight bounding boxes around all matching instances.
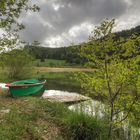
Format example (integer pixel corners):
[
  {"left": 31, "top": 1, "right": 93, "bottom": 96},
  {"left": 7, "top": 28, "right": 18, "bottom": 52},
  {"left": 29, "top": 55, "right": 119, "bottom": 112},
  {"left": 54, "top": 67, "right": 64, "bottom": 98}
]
[{"left": 34, "top": 59, "right": 82, "bottom": 68}]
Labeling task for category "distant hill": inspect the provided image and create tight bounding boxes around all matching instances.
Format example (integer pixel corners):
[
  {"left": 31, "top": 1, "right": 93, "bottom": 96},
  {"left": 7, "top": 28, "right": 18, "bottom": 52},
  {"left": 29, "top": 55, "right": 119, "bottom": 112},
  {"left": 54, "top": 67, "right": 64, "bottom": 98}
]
[
  {"left": 25, "top": 25, "right": 140, "bottom": 64},
  {"left": 115, "top": 25, "right": 140, "bottom": 38}
]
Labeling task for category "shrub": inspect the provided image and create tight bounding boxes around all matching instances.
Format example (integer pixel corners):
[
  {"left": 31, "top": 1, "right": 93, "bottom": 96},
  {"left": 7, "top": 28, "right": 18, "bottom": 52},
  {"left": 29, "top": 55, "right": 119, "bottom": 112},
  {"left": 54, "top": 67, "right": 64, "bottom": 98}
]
[{"left": 1, "top": 49, "right": 35, "bottom": 80}]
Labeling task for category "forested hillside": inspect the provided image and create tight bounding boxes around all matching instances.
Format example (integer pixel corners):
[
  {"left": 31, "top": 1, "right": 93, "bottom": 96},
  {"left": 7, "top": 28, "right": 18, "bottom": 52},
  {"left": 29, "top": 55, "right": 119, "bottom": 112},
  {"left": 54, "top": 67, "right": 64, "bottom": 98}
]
[{"left": 25, "top": 25, "right": 140, "bottom": 64}]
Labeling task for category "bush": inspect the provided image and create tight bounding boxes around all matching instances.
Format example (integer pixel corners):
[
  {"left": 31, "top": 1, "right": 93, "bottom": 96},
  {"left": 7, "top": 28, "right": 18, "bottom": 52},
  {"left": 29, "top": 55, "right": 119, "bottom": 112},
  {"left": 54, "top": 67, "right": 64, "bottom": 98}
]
[{"left": 1, "top": 49, "right": 35, "bottom": 80}]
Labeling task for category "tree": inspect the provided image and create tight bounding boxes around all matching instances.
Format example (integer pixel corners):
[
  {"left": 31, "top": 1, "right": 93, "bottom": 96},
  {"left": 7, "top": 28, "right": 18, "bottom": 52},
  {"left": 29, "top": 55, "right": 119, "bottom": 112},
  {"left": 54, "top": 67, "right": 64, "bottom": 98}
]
[
  {"left": 0, "top": 0, "right": 39, "bottom": 31},
  {"left": 0, "top": 0, "right": 39, "bottom": 51},
  {"left": 76, "top": 19, "right": 140, "bottom": 139}
]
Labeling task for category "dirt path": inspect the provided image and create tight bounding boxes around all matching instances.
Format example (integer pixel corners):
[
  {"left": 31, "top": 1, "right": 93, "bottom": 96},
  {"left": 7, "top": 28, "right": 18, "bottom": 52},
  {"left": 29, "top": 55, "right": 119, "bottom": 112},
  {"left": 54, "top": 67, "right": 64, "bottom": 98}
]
[{"left": 37, "top": 67, "right": 94, "bottom": 72}]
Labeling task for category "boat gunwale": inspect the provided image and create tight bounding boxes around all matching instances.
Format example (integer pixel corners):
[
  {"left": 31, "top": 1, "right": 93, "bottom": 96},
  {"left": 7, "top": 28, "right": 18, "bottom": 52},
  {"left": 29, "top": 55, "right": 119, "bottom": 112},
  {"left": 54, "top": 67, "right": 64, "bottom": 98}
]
[{"left": 7, "top": 80, "right": 46, "bottom": 89}]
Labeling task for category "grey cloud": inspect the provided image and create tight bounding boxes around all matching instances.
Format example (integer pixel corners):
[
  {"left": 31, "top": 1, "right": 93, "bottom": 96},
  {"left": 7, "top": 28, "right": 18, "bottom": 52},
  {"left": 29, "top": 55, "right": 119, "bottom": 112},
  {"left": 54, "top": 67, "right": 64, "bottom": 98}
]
[
  {"left": 19, "top": 0, "right": 139, "bottom": 47},
  {"left": 40, "top": 0, "right": 128, "bottom": 33},
  {"left": 19, "top": 14, "right": 52, "bottom": 43}
]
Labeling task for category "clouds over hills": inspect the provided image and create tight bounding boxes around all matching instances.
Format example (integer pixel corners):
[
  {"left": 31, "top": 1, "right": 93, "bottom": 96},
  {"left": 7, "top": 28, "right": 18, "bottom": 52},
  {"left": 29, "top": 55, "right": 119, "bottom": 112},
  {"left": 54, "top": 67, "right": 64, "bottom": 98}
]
[{"left": 19, "top": 0, "right": 140, "bottom": 47}]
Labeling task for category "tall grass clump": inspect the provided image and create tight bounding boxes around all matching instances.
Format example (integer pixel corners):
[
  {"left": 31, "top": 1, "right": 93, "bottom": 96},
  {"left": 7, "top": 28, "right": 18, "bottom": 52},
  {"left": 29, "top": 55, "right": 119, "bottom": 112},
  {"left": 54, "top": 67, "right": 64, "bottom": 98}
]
[{"left": 62, "top": 112, "right": 108, "bottom": 140}]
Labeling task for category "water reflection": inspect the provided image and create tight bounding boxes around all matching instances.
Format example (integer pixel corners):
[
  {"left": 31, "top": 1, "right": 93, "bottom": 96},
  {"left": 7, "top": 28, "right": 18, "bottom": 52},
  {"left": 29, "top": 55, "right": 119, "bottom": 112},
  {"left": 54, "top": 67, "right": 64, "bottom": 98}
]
[{"left": 69, "top": 99, "right": 105, "bottom": 117}]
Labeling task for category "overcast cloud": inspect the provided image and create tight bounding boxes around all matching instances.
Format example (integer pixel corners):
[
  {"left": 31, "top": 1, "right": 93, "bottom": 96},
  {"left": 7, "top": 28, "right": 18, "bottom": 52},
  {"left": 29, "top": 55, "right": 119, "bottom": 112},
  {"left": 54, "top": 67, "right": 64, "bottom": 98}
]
[{"left": 18, "top": 0, "right": 140, "bottom": 47}]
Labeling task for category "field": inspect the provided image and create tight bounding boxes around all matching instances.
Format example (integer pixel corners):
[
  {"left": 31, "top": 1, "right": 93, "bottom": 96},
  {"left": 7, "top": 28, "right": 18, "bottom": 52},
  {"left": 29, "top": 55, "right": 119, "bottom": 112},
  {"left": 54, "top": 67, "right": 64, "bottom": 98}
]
[
  {"left": 37, "top": 67, "right": 94, "bottom": 72},
  {"left": 34, "top": 59, "right": 82, "bottom": 68}
]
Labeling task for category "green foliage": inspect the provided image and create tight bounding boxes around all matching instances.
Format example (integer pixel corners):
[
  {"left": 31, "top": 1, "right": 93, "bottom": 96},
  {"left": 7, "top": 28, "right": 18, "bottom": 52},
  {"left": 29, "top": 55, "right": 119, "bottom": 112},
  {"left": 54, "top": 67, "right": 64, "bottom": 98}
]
[
  {"left": 34, "top": 58, "right": 82, "bottom": 67},
  {"left": 1, "top": 49, "right": 35, "bottom": 80},
  {"left": 0, "top": 0, "right": 39, "bottom": 82},
  {"left": 76, "top": 19, "right": 140, "bottom": 139},
  {"left": 115, "top": 25, "right": 140, "bottom": 39},
  {"left": 26, "top": 45, "right": 67, "bottom": 60},
  {"left": 35, "top": 59, "right": 66, "bottom": 67},
  {"left": 0, "top": 0, "right": 39, "bottom": 56},
  {"left": 65, "top": 45, "right": 84, "bottom": 64},
  {"left": 1, "top": 90, "right": 138, "bottom": 140},
  {"left": 0, "top": 0, "right": 39, "bottom": 30},
  {"left": 38, "top": 99, "right": 69, "bottom": 119}
]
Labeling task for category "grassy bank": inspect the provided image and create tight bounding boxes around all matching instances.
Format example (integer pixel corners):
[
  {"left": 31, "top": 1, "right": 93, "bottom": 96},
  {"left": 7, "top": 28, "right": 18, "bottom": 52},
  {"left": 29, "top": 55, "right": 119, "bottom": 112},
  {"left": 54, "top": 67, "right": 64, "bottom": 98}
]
[
  {"left": 0, "top": 93, "right": 63, "bottom": 140},
  {"left": 0, "top": 92, "right": 108, "bottom": 140}
]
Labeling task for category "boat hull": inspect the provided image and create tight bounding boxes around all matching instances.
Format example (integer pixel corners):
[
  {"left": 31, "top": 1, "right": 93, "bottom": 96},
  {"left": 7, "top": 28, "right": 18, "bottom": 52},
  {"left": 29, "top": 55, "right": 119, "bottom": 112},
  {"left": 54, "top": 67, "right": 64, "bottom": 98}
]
[{"left": 8, "top": 79, "right": 46, "bottom": 97}]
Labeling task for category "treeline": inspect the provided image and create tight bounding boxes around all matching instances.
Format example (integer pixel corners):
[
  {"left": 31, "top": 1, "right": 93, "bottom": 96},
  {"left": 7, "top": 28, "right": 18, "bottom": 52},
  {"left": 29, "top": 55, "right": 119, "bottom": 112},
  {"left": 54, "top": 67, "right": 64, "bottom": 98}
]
[
  {"left": 25, "top": 46, "right": 67, "bottom": 61},
  {"left": 25, "top": 25, "right": 140, "bottom": 64},
  {"left": 115, "top": 25, "right": 140, "bottom": 38}
]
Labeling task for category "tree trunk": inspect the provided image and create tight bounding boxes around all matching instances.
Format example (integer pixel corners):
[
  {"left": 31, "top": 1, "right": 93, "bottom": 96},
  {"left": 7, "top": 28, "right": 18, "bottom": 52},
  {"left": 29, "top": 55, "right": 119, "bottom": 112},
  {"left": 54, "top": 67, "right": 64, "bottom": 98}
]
[
  {"left": 108, "top": 102, "right": 114, "bottom": 140},
  {"left": 104, "top": 60, "right": 114, "bottom": 139}
]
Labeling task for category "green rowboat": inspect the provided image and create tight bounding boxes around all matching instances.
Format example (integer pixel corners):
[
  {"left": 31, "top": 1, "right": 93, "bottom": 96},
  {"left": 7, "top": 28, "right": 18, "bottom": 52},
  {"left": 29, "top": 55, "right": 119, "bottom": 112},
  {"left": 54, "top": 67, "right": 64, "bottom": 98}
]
[{"left": 7, "top": 79, "right": 46, "bottom": 97}]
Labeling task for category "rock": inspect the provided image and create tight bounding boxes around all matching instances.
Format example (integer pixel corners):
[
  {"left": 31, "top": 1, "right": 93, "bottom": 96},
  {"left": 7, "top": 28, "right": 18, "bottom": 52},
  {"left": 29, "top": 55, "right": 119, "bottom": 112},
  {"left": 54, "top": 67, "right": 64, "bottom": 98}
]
[{"left": 42, "top": 90, "right": 90, "bottom": 103}]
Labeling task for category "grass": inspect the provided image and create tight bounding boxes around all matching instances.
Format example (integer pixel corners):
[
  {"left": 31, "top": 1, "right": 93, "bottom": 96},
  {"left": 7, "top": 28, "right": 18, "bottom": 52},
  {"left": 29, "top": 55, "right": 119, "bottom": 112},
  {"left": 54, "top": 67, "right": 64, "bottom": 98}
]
[
  {"left": 0, "top": 92, "right": 108, "bottom": 140},
  {"left": 63, "top": 112, "right": 108, "bottom": 140},
  {"left": 0, "top": 93, "right": 64, "bottom": 140},
  {"left": 0, "top": 68, "right": 9, "bottom": 82},
  {"left": 34, "top": 59, "right": 82, "bottom": 68}
]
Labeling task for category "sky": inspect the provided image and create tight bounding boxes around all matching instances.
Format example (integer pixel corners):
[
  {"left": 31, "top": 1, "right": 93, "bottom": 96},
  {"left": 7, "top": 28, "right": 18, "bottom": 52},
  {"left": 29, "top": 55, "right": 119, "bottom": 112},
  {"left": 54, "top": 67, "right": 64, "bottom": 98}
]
[{"left": 18, "top": 0, "right": 140, "bottom": 47}]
